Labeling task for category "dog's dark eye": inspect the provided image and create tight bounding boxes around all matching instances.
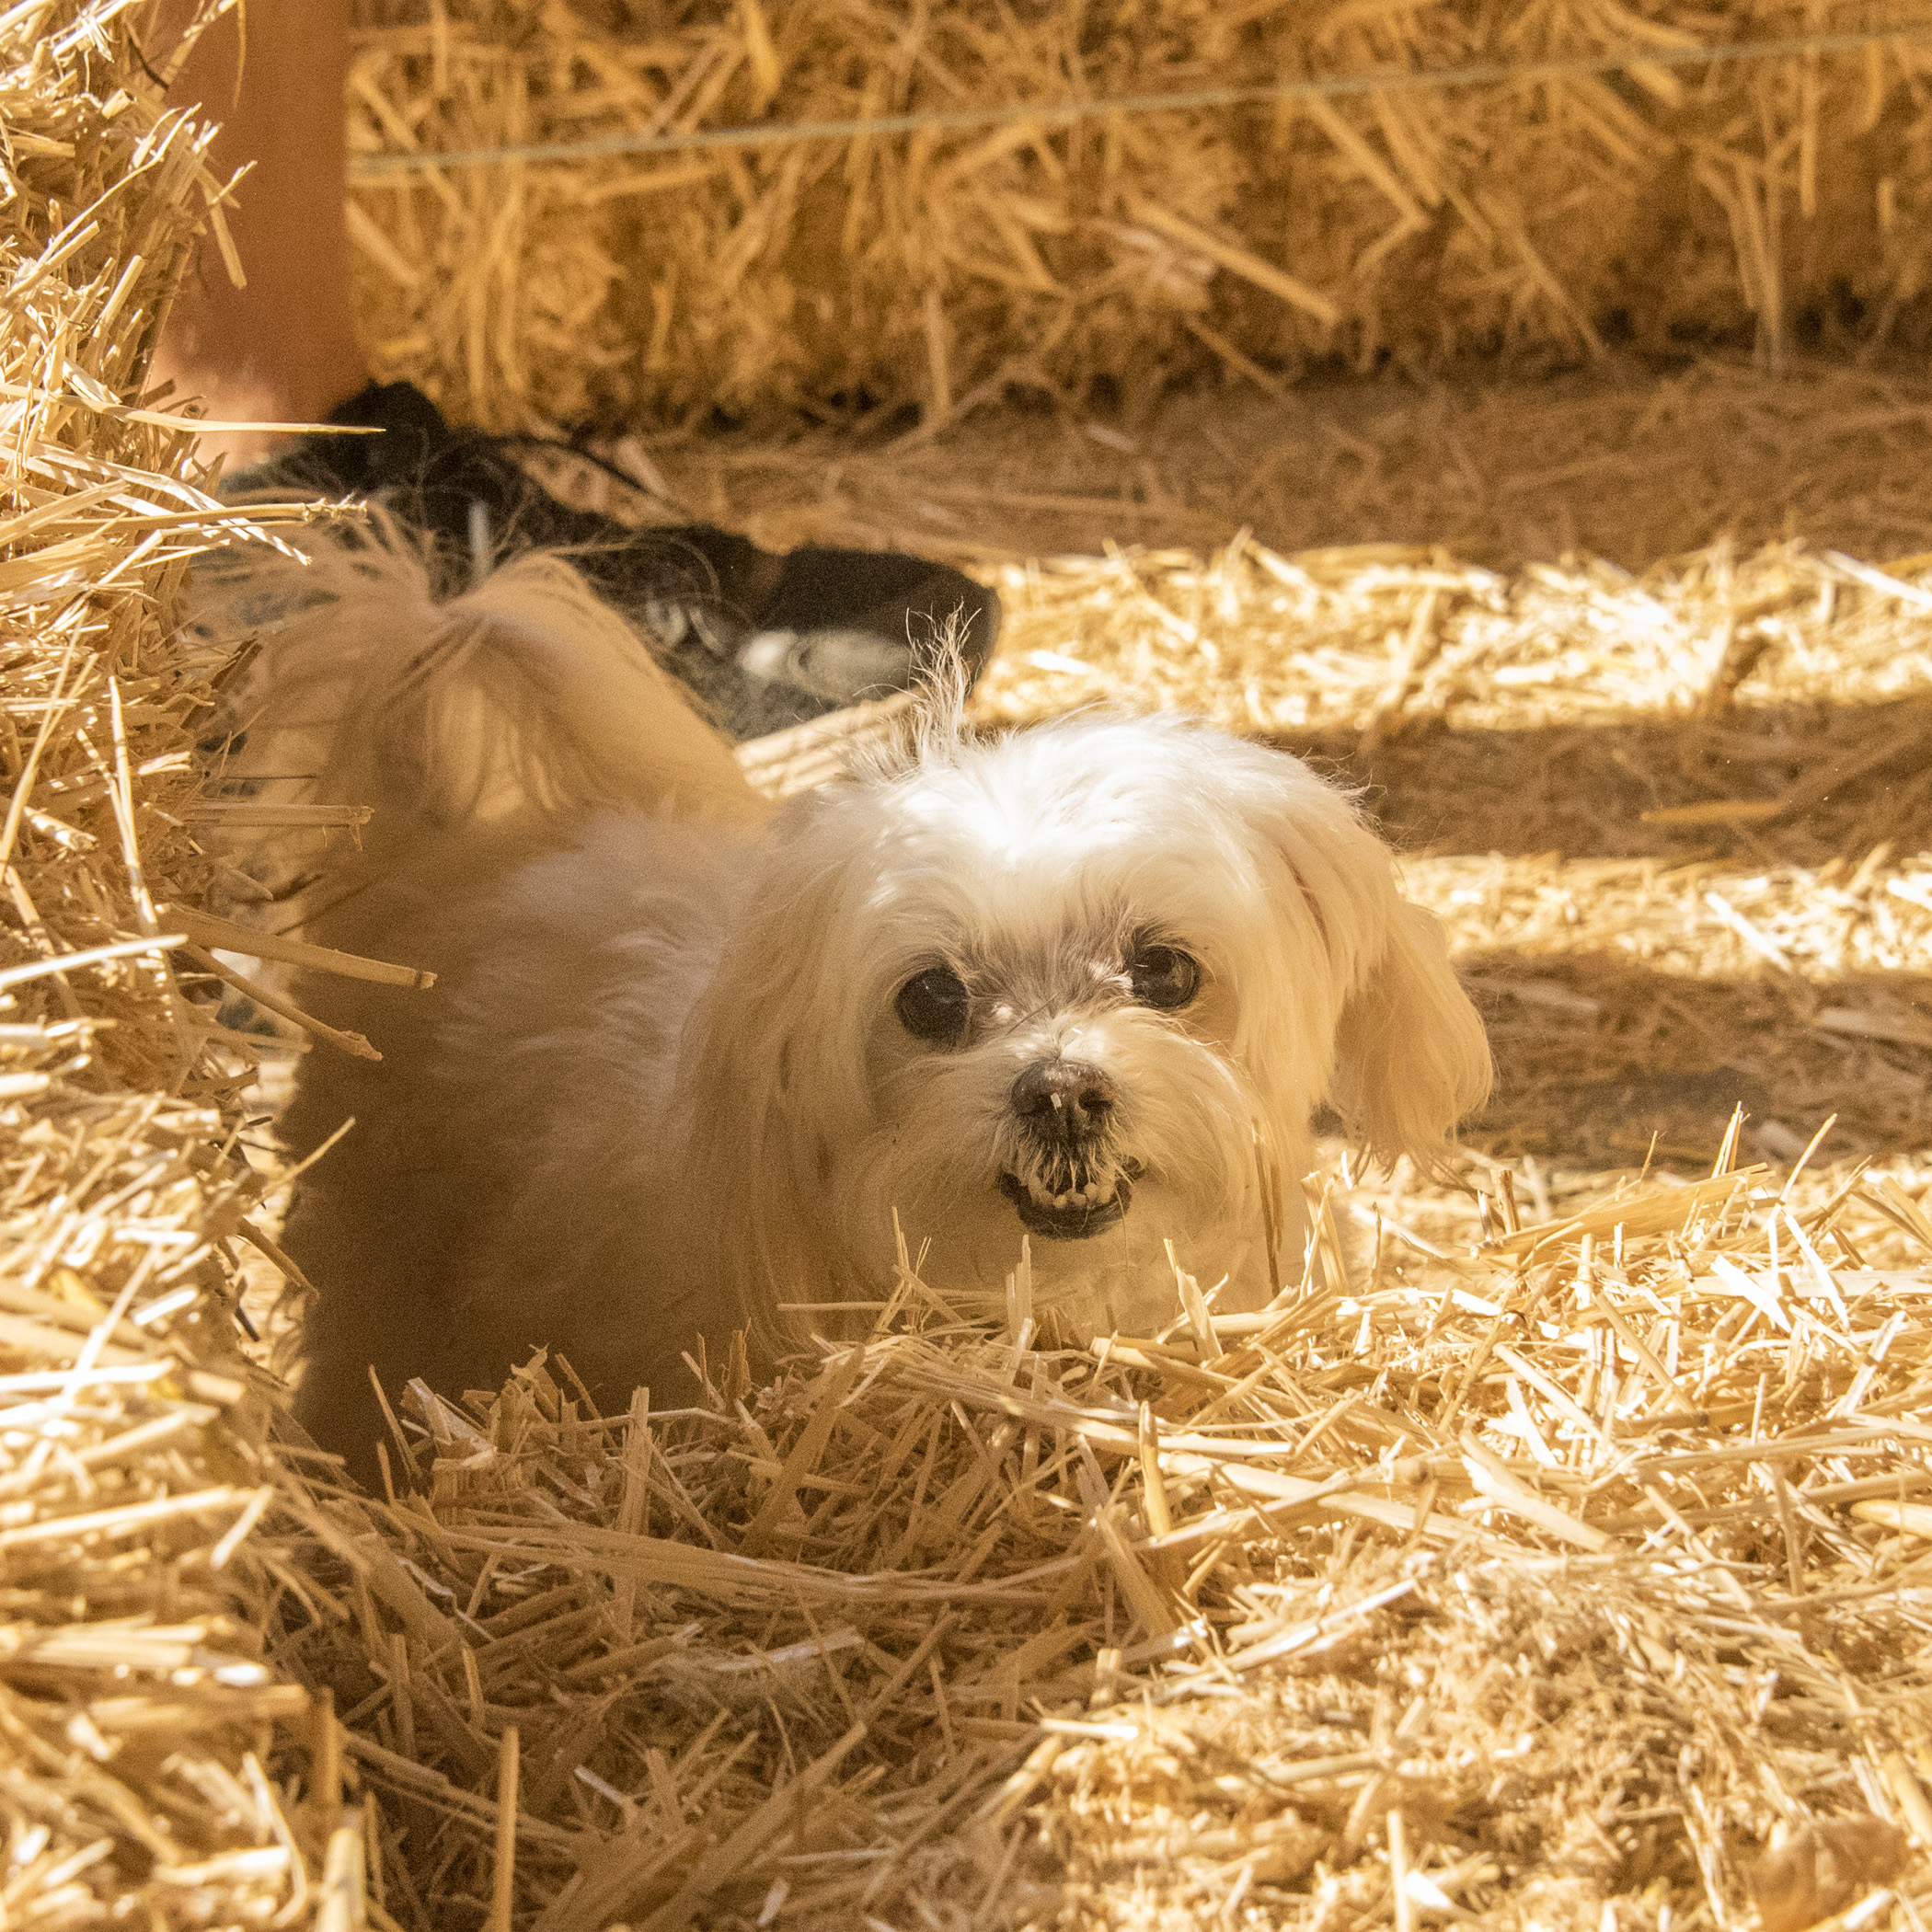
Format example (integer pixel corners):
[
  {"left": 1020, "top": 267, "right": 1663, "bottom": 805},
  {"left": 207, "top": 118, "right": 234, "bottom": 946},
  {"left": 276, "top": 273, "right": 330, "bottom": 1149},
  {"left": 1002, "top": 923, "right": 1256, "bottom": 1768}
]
[
  {"left": 896, "top": 965, "right": 970, "bottom": 1044},
  {"left": 1129, "top": 944, "right": 1201, "bottom": 1010}
]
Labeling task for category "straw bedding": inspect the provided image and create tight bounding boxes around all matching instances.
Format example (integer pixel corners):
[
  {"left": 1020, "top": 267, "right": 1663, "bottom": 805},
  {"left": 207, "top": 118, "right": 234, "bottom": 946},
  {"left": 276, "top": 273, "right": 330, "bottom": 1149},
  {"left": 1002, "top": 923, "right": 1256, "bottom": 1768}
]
[
  {"left": 5, "top": 4, "right": 1932, "bottom": 1931},
  {"left": 265, "top": 1152, "right": 1932, "bottom": 1932},
  {"left": 525, "top": 351, "right": 1932, "bottom": 607}
]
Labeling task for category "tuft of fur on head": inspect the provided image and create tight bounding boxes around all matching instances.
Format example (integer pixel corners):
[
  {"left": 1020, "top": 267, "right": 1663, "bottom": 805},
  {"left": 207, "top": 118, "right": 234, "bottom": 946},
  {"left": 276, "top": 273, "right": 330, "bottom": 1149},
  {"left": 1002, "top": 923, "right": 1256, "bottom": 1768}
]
[{"left": 846, "top": 615, "right": 983, "bottom": 784}]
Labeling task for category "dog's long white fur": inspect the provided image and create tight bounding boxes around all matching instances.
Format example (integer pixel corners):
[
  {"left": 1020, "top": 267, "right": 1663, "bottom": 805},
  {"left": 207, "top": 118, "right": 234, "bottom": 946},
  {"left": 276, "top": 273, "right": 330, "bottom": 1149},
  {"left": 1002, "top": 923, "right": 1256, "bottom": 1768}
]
[{"left": 237, "top": 529, "right": 1489, "bottom": 1475}]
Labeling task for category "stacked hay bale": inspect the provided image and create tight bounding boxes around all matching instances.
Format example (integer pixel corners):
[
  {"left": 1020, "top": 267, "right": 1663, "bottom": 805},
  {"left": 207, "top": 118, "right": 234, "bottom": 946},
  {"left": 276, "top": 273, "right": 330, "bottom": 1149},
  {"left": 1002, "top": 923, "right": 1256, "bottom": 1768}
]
[
  {"left": 0, "top": 5, "right": 345, "bottom": 1926},
  {"left": 347, "top": 0, "right": 1932, "bottom": 431}
]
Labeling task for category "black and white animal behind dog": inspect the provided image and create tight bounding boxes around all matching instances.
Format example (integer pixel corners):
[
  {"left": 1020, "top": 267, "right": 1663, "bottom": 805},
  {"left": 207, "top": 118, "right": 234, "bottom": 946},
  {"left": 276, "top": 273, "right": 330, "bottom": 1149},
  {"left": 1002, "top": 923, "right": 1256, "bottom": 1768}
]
[{"left": 236, "top": 532, "right": 1489, "bottom": 1473}]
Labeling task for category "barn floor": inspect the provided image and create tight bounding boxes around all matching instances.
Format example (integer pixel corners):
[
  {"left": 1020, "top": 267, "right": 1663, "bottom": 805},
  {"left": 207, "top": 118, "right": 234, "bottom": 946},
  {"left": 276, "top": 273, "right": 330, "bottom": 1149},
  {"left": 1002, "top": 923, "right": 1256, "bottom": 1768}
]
[{"left": 541, "top": 351, "right": 1932, "bottom": 574}]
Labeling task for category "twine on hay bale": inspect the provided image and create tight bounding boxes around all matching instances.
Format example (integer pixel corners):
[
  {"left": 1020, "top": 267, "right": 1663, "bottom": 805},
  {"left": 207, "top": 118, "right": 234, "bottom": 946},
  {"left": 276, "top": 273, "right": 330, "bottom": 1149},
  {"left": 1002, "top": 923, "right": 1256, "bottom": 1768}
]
[{"left": 344, "top": 0, "right": 1932, "bottom": 433}]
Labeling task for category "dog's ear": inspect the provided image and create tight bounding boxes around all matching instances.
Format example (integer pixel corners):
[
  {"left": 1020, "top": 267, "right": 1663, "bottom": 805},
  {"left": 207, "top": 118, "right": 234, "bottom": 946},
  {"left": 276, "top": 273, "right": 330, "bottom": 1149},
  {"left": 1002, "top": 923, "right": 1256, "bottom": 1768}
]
[
  {"left": 674, "top": 803, "right": 870, "bottom": 1348},
  {"left": 1231, "top": 741, "right": 1490, "bottom": 1166},
  {"left": 1326, "top": 892, "right": 1492, "bottom": 1167}
]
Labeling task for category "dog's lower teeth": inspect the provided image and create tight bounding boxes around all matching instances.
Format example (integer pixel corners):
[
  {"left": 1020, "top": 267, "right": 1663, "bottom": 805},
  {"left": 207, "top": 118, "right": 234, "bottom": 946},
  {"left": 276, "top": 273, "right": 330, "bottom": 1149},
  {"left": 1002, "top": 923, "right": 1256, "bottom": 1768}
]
[
  {"left": 1001, "top": 1165, "right": 1132, "bottom": 1235},
  {"left": 1045, "top": 1182, "right": 1113, "bottom": 1211}
]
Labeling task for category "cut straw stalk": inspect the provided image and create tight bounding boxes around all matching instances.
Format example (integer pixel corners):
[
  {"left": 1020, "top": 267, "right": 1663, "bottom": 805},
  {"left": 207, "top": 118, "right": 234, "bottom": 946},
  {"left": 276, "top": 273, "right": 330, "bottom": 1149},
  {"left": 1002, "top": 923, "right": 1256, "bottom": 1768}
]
[
  {"left": 180, "top": 945, "right": 382, "bottom": 1060},
  {"left": 489, "top": 1728, "right": 518, "bottom": 1932},
  {"left": 162, "top": 905, "right": 435, "bottom": 990}
]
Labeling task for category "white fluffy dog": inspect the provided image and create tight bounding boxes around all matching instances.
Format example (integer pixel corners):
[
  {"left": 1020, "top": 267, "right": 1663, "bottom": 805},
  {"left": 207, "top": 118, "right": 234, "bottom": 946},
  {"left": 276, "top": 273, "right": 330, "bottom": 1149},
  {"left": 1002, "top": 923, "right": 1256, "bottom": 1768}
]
[{"left": 227, "top": 532, "right": 1489, "bottom": 1472}]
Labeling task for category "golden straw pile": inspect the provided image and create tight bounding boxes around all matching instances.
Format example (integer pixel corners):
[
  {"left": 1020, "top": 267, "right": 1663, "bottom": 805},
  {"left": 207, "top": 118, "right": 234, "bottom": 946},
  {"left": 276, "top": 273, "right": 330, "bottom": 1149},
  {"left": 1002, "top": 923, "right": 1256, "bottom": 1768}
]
[
  {"left": 6, "top": 4, "right": 1932, "bottom": 1932},
  {"left": 249, "top": 846, "right": 1932, "bottom": 1928},
  {"left": 268, "top": 1147, "right": 1932, "bottom": 1932},
  {"left": 347, "top": 0, "right": 1932, "bottom": 432}
]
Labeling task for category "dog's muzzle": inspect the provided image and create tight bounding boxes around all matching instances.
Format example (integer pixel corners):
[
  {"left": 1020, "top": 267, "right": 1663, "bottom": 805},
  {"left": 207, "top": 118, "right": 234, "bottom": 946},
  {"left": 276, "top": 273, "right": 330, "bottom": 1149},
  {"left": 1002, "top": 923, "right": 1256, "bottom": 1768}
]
[{"left": 997, "top": 1058, "right": 1133, "bottom": 1241}]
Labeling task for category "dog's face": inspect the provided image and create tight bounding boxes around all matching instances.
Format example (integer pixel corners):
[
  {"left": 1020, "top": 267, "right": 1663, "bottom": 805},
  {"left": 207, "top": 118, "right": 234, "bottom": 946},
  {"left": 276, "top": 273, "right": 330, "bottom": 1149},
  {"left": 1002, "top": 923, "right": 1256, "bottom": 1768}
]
[{"left": 684, "top": 711, "right": 1490, "bottom": 1340}]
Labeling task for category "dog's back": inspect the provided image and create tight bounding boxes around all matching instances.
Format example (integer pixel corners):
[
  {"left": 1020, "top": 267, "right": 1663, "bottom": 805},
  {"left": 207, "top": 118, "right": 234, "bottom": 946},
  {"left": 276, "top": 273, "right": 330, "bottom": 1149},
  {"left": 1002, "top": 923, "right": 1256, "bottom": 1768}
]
[{"left": 223, "top": 528, "right": 769, "bottom": 1472}]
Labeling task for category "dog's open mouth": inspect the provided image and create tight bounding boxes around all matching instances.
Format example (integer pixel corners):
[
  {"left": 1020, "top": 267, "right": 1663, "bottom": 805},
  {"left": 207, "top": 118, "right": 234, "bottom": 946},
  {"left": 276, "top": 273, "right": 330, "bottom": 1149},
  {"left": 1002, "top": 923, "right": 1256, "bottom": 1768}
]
[{"left": 997, "top": 1164, "right": 1134, "bottom": 1241}]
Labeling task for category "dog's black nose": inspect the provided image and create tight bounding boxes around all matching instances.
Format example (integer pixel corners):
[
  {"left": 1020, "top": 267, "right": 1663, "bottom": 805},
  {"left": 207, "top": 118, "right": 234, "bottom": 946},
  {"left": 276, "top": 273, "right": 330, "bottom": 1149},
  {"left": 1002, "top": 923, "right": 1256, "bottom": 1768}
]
[{"left": 1012, "top": 1060, "right": 1116, "bottom": 1140}]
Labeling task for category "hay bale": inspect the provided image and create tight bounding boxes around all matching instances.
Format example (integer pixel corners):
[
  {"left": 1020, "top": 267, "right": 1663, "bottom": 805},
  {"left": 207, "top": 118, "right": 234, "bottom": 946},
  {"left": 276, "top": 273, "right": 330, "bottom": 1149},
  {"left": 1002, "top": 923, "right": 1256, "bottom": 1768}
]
[
  {"left": 344, "top": 1, "right": 1932, "bottom": 433},
  {"left": 0, "top": 7, "right": 338, "bottom": 1927}
]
